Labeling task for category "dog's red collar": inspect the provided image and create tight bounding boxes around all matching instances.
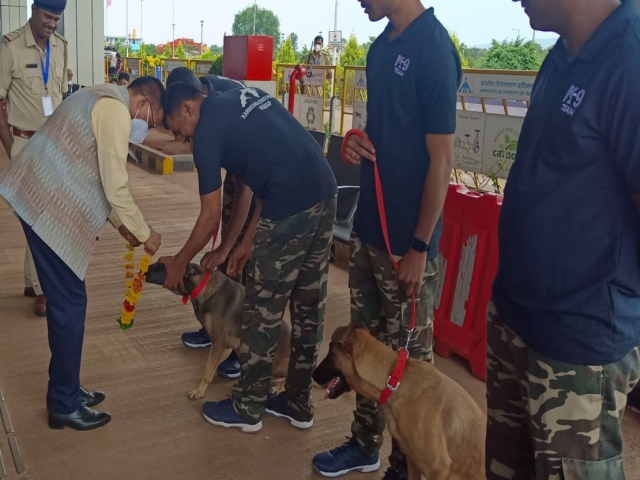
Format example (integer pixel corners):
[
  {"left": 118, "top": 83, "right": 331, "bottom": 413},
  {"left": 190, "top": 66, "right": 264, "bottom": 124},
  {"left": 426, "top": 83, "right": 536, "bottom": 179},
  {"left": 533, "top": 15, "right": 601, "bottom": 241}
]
[
  {"left": 182, "top": 271, "right": 211, "bottom": 305},
  {"left": 378, "top": 348, "right": 409, "bottom": 404},
  {"left": 342, "top": 130, "right": 417, "bottom": 405},
  {"left": 181, "top": 229, "right": 219, "bottom": 305}
]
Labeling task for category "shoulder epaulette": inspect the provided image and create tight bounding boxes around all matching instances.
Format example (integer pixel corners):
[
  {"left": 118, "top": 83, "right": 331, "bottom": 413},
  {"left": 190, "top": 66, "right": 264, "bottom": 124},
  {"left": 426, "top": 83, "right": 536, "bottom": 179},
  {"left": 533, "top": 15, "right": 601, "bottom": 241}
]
[
  {"left": 2, "top": 27, "right": 24, "bottom": 46},
  {"left": 53, "top": 32, "right": 68, "bottom": 44}
]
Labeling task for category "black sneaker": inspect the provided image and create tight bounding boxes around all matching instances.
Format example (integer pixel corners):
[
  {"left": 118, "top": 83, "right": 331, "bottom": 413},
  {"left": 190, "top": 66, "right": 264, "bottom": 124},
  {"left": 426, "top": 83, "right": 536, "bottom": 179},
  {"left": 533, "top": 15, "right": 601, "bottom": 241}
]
[
  {"left": 181, "top": 327, "right": 211, "bottom": 349},
  {"left": 312, "top": 437, "right": 380, "bottom": 477},
  {"left": 628, "top": 385, "right": 640, "bottom": 415},
  {"left": 216, "top": 350, "right": 241, "bottom": 380},
  {"left": 264, "top": 392, "right": 313, "bottom": 429}
]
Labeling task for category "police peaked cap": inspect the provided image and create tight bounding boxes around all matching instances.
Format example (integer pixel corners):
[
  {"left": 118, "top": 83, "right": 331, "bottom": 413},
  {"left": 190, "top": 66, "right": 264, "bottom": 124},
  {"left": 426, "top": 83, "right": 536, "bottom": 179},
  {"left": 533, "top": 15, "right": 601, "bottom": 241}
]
[{"left": 34, "top": 0, "right": 67, "bottom": 14}]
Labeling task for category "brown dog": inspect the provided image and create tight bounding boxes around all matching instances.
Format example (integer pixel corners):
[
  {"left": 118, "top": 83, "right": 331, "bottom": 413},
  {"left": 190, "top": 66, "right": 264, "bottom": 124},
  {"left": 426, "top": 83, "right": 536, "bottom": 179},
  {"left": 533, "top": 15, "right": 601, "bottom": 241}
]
[
  {"left": 146, "top": 262, "right": 291, "bottom": 400},
  {"left": 313, "top": 325, "right": 486, "bottom": 480}
]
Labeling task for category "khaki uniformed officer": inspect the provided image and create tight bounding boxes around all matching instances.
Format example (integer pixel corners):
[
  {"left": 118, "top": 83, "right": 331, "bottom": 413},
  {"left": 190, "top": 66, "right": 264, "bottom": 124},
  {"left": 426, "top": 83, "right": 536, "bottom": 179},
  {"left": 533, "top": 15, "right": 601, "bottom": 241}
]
[
  {"left": 300, "top": 35, "right": 332, "bottom": 95},
  {"left": 0, "top": 0, "right": 68, "bottom": 317}
]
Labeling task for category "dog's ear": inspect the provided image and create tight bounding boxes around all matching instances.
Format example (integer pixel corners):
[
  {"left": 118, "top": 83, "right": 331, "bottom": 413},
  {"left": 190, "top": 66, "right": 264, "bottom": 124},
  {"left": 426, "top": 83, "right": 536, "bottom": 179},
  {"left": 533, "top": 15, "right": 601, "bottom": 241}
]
[
  {"left": 331, "top": 325, "right": 356, "bottom": 355},
  {"left": 186, "top": 263, "right": 203, "bottom": 277}
]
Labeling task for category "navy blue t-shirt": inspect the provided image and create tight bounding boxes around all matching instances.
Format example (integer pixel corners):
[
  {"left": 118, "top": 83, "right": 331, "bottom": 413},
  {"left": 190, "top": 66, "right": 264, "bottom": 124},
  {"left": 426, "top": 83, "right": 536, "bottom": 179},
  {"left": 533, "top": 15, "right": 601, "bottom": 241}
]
[
  {"left": 352, "top": 8, "right": 462, "bottom": 260},
  {"left": 192, "top": 87, "right": 337, "bottom": 220},
  {"left": 493, "top": 0, "right": 640, "bottom": 365}
]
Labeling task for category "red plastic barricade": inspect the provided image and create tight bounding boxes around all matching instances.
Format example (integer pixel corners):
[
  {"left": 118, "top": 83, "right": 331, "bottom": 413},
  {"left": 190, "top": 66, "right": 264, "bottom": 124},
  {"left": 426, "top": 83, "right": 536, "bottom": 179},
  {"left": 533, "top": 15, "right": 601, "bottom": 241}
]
[{"left": 433, "top": 184, "right": 503, "bottom": 381}]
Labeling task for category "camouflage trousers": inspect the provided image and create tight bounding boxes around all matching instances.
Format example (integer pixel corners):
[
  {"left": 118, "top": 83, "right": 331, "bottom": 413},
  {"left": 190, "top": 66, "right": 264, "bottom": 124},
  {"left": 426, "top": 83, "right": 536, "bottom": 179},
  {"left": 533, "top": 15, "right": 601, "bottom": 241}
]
[
  {"left": 231, "top": 195, "right": 337, "bottom": 422},
  {"left": 486, "top": 301, "right": 640, "bottom": 480},
  {"left": 218, "top": 170, "right": 258, "bottom": 285},
  {"left": 349, "top": 231, "right": 438, "bottom": 473}
]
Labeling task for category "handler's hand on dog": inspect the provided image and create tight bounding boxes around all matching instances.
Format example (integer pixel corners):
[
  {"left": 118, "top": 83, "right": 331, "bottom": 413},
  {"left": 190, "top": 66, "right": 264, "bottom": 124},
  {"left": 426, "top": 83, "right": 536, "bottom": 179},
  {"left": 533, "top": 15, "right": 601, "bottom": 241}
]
[
  {"left": 344, "top": 133, "right": 376, "bottom": 166},
  {"left": 227, "top": 241, "right": 253, "bottom": 278},
  {"left": 397, "top": 249, "right": 426, "bottom": 297},
  {"left": 118, "top": 225, "right": 142, "bottom": 247},
  {"left": 158, "top": 256, "right": 186, "bottom": 290},
  {"left": 200, "top": 247, "right": 228, "bottom": 272},
  {"left": 144, "top": 228, "right": 162, "bottom": 255}
]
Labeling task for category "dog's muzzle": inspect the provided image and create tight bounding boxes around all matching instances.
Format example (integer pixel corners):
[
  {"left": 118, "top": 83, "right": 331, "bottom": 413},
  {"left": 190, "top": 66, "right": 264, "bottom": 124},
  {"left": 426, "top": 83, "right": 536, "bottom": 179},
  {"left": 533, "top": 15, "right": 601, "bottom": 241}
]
[{"left": 145, "top": 262, "right": 167, "bottom": 285}]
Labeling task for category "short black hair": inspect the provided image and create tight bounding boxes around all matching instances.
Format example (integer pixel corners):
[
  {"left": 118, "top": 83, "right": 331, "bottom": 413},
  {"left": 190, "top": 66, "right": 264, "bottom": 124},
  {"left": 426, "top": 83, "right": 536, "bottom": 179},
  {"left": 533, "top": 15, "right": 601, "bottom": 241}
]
[
  {"left": 166, "top": 67, "right": 202, "bottom": 92},
  {"left": 118, "top": 72, "right": 131, "bottom": 81},
  {"left": 163, "top": 82, "right": 203, "bottom": 128},
  {"left": 314, "top": 35, "right": 324, "bottom": 44},
  {"left": 128, "top": 76, "right": 166, "bottom": 110}
]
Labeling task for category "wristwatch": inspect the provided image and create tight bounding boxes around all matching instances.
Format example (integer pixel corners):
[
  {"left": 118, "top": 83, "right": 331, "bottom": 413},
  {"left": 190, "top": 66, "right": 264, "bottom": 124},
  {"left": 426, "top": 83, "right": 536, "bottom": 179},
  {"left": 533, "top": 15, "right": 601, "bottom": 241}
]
[{"left": 411, "top": 237, "right": 430, "bottom": 254}]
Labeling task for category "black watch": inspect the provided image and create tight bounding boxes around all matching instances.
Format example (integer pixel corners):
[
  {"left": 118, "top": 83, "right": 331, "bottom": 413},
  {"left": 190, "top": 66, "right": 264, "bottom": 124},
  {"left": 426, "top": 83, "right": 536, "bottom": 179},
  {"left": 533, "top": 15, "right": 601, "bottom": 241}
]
[{"left": 411, "top": 237, "right": 430, "bottom": 254}]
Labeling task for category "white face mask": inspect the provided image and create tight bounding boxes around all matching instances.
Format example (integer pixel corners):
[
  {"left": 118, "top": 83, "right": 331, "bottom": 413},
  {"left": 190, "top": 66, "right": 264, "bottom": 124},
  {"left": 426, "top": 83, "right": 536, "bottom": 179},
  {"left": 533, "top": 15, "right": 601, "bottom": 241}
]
[
  {"left": 314, "top": 44, "right": 322, "bottom": 52},
  {"left": 130, "top": 106, "right": 150, "bottom": 144}
]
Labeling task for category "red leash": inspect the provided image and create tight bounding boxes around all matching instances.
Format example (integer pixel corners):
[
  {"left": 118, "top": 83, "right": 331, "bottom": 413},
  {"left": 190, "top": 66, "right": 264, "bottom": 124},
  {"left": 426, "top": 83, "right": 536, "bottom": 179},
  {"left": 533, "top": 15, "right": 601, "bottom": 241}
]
[
  {"left": 341, "top": 129, "right": 417, "bottom": 405},
  {"left": 181, "top": 229, "right": 219, "bottom": 305}
]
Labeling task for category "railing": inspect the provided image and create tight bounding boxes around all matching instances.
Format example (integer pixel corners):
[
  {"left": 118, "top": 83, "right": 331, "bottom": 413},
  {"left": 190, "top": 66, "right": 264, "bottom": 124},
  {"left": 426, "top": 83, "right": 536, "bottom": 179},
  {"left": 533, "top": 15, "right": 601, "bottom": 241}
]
[
  {"left": 107, "top": 58, "right": 215, "bottom": 82},
  {"left": 103, "top": 57, "right": 538, "bottom": 193},
  {"left": 338, "top": 67, "right": 538, "bottom": 193}
]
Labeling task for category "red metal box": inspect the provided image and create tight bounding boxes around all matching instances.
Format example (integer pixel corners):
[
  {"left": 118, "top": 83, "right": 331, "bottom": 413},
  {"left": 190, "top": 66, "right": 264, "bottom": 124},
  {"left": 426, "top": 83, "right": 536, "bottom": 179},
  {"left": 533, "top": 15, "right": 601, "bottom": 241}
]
[{"left": 223, "top": 35, "right": 274, "bottom": 81}]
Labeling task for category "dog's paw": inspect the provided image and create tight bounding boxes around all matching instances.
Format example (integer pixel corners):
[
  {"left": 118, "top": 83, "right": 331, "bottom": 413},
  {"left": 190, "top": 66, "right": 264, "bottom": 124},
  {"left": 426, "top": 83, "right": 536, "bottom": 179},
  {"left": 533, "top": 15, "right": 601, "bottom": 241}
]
[
  {"left": 269, "top": 382, "right": 286, "bottom": 395},
  {"left": 187, "top": 388, "right": 205, "bottom": 400}
]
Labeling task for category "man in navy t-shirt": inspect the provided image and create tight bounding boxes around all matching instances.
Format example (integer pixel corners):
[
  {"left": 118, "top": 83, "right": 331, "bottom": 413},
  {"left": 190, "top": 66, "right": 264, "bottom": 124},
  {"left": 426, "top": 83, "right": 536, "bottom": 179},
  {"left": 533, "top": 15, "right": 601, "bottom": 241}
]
[
  {"left": 312, "top": 2, "right": 461, "bottom": 479},
  {"left": 165, "top": 67, "right": 254, "bottom": 380},
  {"left": 161, "top": 83, "right": 337, "bottom": 433},
  {"left": 487, "top": 1, "right": 640, "bottom": 478}
]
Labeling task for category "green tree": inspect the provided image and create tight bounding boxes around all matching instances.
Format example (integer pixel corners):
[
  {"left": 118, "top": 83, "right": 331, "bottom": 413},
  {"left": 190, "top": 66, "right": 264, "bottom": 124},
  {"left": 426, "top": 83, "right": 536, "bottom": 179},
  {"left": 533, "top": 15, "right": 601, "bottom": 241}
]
[
  {"left": 276, "top": 36, "right": 296, "bottom": 64},
  {"left": 465, "top": 46, "right": 487, "bottom": 68},
  {"left": 289, "top": 32, "right": 299, "bottom": 52},
  {"left": 145, "top": 43, "right": 158, "bottom": 56},
  {"left": 132, "top": 42, "right": 145, "bottom": 58},
  {"left": 449, "top": 32, "right": 469, "bottom": 68},
  {"left": 208, "top": 54, "right": 224, "bottom": 75},
  {"left": 361, "top": 36, "right": 376, "bottom": 58},
  {"left": 340, "top": 33, "right": 366, "bottom": 66},
  {"left": 300, "top": 44, "right": 310, "bottom": 61},
  {"left": 113, "top": 39, "right": 126, "bottom": 58},
  {"left": 175, "top": 41, "right": 187, "bottom": 59},
  {"left": 232, "top": 5, "right": 282, "bottom": 50},
  {"left": 199, "top": 47, "right": 214, "bottom": 60},
  {"left": 162, "top": 43, "right": 172, "bottom": 58},
  {"left": 209, "top": 44, "right": 223, "bottom": 55},
  {"left": 479, "top": 38, "right": 545, "bottom": 70}
]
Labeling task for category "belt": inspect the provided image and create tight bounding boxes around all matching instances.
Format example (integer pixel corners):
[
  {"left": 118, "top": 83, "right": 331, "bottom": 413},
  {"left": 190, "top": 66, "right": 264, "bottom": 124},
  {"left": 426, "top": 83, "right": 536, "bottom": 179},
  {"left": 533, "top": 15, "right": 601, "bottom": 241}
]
[{"left": 10, "top": 127, "right": 36, "bottom": 139}]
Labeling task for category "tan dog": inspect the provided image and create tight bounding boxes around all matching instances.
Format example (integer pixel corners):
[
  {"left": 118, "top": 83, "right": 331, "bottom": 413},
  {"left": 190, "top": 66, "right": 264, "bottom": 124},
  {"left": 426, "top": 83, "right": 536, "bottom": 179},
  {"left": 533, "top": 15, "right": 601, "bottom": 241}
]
[
  {"left": 313, "top": 325, "right": 486, "bottom": 480},
  {"left": 146, "top": 262, "right": 291, "bottom": 400}
]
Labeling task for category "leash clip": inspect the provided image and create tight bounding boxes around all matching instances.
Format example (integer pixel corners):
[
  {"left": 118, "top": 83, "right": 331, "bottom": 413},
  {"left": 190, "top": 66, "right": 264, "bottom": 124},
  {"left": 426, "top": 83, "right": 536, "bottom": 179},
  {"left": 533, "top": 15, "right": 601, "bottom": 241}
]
[{"left": 403, "top": 329, "right": 414, "bottom": 351}]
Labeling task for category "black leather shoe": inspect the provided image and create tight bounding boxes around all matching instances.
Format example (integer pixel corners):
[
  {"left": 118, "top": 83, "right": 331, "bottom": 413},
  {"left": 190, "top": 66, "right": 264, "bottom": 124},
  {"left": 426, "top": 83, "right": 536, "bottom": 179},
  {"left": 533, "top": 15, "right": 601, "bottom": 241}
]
[
  {"left": 48, "top": 405, "right": 111, "bottom": 431},
  {"left": 80, "top": 386, "right": 105, "bottom": 407}
]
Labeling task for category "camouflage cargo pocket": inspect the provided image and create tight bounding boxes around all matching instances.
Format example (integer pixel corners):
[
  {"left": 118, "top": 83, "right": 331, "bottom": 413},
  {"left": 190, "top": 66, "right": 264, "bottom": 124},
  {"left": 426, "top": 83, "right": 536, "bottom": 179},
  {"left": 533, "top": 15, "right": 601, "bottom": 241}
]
[
  {"left": 561, "top": 455, "right": 625, "bottom": 480},
  {"left": 245, "top": 257, "right": 283, "bottom": 300}
]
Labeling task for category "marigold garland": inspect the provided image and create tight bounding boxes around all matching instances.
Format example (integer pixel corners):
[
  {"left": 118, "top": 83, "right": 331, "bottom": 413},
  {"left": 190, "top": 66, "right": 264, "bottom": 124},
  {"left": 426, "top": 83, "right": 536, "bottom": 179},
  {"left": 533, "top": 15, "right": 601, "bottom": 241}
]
[{"left": 117, "top": 244, "right": 152, "bottom": 331}]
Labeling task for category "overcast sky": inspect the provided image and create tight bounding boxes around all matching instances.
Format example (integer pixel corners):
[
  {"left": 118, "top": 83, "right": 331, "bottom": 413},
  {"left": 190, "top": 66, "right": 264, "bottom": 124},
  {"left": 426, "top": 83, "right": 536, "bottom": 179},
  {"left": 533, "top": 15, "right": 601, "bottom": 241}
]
[{"left": 28, "top": 0, "right": 558, "bottom": 48}]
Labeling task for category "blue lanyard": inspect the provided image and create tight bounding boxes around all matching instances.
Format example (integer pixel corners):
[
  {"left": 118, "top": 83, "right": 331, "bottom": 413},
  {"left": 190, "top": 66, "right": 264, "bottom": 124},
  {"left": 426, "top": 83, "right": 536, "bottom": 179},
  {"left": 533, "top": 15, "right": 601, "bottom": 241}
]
[{"left": 39, "top": 41, "right": 50, "bottom": 91}]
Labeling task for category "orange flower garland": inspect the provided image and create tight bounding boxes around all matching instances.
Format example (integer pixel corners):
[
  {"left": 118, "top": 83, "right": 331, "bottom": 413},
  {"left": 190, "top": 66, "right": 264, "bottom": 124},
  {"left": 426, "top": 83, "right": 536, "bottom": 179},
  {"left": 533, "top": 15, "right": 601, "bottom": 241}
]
[{"left": 117, "top": 244, "right": 152, "bottom": 331}]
